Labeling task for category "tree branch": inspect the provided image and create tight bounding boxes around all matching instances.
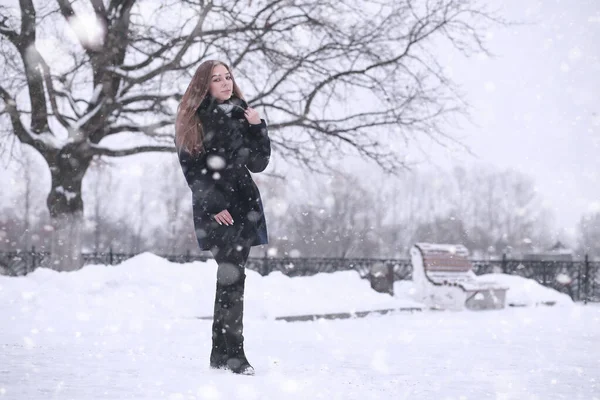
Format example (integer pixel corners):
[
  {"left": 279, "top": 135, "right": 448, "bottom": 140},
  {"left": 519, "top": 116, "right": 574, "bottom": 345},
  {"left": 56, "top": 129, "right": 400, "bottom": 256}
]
[
  {"left": 118, "top": 93, "right": 179, "bottom": 106},
  {"left": 0, "top": 84, "right": 63, "bottom": 153},
  {"left": 55, "top": 0, "right": 76, "bottom": 27},
  {"left": 38, "top": 58, "right": 71, "bottom": 129},
  {"left": 0, "top": 13, "right": 19, "bottom": 43},
  {"left": 106, "top": 120, "right": 172, "bottom": 136},
  {"left": 89, "top": 144, "right": 175, "bottom": 157},
  {"left": 118, "top": 36, "right": 190, "bottom": 71},
  {"left": 2, "top": 0, "right": 501, "bottom": 177},
  {"left": 119, "top": 3, "right": 214, "bottom": 90},
  {"left": 90, "top": 0, "right": 107, "bottom": 18},
  {"left": 0, "top": 84, "right": 32, "bottom": 146},
  {"left": 12, "top": 0, "right": 49, "bottom": 134}
]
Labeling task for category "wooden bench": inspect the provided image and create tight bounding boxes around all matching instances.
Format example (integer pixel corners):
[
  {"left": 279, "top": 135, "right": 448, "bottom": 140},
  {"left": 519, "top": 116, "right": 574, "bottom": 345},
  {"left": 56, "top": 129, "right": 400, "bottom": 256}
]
[{"left": 410, "top": 243, "right": 508, "bottom": 310}]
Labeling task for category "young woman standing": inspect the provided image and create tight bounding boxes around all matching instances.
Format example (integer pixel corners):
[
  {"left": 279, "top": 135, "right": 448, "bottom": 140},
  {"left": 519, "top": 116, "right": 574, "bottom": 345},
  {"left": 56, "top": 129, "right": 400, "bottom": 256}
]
[{"left": 175, "top": 60, "right": 271, "bottom": 375}]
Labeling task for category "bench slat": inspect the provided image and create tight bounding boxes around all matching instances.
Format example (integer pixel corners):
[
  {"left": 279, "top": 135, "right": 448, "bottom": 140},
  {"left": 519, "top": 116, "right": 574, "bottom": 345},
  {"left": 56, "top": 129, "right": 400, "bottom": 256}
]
[{"left": 422, "top": 254, "right": 472, "bottom": 272}]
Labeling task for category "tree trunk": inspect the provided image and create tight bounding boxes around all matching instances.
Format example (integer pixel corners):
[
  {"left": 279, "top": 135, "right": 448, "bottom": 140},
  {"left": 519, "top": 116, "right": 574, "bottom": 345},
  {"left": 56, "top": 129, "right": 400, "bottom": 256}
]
[
  {"left": 48, "top": 211, "right": 84, "bottom": 271},
  {"left": 45, "top": 146, "right": 91, "bottom": 271}
]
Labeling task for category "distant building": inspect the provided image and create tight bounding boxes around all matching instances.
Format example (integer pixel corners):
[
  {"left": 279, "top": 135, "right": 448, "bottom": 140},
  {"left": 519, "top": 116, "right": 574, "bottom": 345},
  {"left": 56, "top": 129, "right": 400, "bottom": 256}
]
[{"left": 522, "top": 241, "right": 573, "bottom": 262}]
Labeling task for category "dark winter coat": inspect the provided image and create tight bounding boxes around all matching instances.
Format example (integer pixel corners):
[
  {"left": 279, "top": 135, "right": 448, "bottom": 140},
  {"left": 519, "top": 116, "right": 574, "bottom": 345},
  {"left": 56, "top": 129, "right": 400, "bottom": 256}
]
[{"left": 176, "top": 96, "right": 271, "bottom": 251}]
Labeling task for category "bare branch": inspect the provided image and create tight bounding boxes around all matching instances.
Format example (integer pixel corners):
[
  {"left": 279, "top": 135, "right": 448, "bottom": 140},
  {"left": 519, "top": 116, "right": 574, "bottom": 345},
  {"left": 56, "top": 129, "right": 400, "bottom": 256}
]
[
  {"left": 3, "top": 0, "right": 503, "bottom": 177},
  {"left": 0, "top": 84, "right": 32, "bottom": 146},
  {"left": 38, "top": 58, "right": 71, "bottom": 128},
  {"left": 120, "top": 3, "right": 214, "bottom": 90},
  {"left": 90, "top": 0, "right": 107, "bottom": 17},
  {"left": 106, "top": 120, "right": 173, "bottom": 136},
  {"left": 19, "top": 0, "right": 36, "bottom": 43},
  {"left": 119, "top": 93, "right": 179, "bottom": 106},
  {"left": 4, "top": 0, "right": 50, "bottom": 134},
  {"left": 55, "top": 0, "right": 76, "bottom": 27},
  {"left": 119, "top": 36, "right": 190, "bottom": 71},
  {"left": 89, "top": 144, "right": 175, "bottom": 157},
  {"left": 0, "top": 12, "right": 19, "bottom": 43}
]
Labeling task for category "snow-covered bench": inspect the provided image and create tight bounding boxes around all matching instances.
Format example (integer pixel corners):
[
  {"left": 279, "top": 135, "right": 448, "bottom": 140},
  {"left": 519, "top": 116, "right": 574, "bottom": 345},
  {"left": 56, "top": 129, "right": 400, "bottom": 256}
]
[{"left": 410, "top": 243, "right": 508, "bottom": 310}]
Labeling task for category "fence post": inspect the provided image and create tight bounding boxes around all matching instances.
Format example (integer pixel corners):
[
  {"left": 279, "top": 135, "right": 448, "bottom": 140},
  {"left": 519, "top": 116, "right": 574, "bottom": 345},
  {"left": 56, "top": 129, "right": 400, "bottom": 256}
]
[
  {"left": 109, "top": 247, "right": 114, "bottom": 266},
  {"left": 584, "top": 254, "right": 590, "bottom": 305},
  {"left": 388, "top": 262, "right": 395, "bottom": 296},
  {"left": 542, "top": 262, "right": 547, "bottom": 285},
  {"left": 262, "top": 251, "right": 268, "bottom": 276},
  {"left": 30, "top": 245, "right": 36, "bottom": 273},
  {"left": 576, "top": 261, "right": 582, "bottom": 302},
  {"left": 186, "top": 249, "right": 191, "bottom": 263},
  {"left": 502, "top": 253, "right": 507, "bottom": 274}
]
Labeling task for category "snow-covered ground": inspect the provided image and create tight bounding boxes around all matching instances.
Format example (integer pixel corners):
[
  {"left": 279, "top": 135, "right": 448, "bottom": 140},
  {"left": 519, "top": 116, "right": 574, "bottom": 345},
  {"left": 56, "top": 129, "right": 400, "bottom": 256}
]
[{"left": 1, "top": 253, "right": 599, "bottom": 399}]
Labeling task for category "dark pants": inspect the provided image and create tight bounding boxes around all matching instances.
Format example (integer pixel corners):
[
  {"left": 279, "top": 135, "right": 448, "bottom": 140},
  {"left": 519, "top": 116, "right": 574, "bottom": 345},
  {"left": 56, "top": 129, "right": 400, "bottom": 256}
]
[{"left": 209, "top": 244, "right": 251, "bottom": 371}]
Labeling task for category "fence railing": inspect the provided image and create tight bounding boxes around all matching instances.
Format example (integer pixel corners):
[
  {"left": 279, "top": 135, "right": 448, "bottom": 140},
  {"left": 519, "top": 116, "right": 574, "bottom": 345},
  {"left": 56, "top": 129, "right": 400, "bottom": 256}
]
[{"left": 1, "top": 248, "right": 598, "bottom": 303}]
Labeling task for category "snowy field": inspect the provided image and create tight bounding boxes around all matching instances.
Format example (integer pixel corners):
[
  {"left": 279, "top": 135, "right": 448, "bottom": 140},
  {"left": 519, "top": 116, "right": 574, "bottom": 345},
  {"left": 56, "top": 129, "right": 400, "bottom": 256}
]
[{"left": 1, "top": 253, "right": 599, "bottom": 399}]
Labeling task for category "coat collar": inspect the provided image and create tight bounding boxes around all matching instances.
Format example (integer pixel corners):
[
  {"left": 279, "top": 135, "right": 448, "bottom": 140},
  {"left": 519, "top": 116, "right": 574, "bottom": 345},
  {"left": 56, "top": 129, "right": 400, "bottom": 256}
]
[{"left": 197, "top": 95, "right": 248, "bottom": 119}]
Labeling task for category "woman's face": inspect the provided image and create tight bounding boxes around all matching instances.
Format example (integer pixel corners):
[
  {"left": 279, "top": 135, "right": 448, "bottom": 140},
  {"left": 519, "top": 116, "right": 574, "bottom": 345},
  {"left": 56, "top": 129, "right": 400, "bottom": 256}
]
[{"left": 209, "top": 64, "right": 233, "bottom": 103}]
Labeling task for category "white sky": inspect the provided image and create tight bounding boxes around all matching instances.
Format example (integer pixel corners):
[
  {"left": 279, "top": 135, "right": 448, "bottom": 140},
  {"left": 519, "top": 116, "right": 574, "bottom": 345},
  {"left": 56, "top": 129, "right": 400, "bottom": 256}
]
[{"left": 426, "top": 0, "right": 600, "bottom": 234}]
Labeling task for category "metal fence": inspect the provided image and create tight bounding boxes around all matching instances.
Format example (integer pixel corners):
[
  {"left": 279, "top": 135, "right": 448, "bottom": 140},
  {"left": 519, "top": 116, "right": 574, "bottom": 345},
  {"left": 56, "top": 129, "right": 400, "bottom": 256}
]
[
  {"left": 1, "top": 248, "right": 598, "bottom": 302},
  {"left": 470, "top": 255, "right": 600, "bottom": 303}
]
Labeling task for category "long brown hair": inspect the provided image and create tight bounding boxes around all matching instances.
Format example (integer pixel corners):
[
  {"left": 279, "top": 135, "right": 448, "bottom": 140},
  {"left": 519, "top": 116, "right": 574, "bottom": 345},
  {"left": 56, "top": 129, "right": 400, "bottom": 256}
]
[{"left": 175, "top": 60, "right": 244, "bottom": 154}]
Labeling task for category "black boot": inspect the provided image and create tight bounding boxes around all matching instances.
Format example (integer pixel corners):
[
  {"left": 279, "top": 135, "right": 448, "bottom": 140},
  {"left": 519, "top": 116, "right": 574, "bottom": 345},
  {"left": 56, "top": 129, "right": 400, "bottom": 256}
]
[
  {"left": 221, "top": 273, "right": 254, "bottom": 375},
  {"left": 209, "top": 284, "right": 228, "bottom": 369}
]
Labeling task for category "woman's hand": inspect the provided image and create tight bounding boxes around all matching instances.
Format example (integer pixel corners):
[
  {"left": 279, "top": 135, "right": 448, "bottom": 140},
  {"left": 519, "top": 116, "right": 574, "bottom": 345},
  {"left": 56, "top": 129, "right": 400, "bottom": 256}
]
[
  {"left": 214, "top": 209, "right": 234, "bottom": 225},
  {"left": 244, "top": 107, "right": 261, "bottom": 125}
]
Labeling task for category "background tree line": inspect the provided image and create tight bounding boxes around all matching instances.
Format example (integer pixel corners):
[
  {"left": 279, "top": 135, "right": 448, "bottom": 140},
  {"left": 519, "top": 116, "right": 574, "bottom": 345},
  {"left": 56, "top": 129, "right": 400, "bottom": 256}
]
[{"left": 2, "top": 151, "right": 599, "bottom": 260}]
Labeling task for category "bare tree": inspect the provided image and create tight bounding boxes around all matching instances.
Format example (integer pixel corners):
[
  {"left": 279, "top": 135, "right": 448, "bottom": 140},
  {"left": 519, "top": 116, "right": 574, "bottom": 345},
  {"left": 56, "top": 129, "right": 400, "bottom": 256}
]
[
  {"left": 374, "top": 165, "right": 555, "bottom": 258},
  {"left": 478, "top": 169, "right": 554, "bottom": 254},
  {"left": 20, "top": 149, "right": 36, "bottom": 249},
  {"left": 0, "top": 207, "right": 21, "bottom": 251},
  {"left": 0, "top": 0, "right": 502, "bottom": 269},
  {"left": 280, "top": 172, "right": 379, "bottom": 258},
  {"left": 412, "top": 214, "right": 472, "bottom": 247},
  {"left": 0, "top": 148, "right": 47, "bottom": 251},
  {"left": 84, "top": 156, "right": 116, "bottom": 252},
  {"left": 241, "top": 171, "right": 287, "bottom": 257},
  {"left": 162, "top": 155, "right": 195, "bottom": 254},
  {"left": 130, "top": 189, "right": 146, "bottom": 253},
  {"left": 387, "top": 170, "right": 438, "bottom": 256},
  {"left": 577, "top": 212, "right": 600, "bottom": 259}
]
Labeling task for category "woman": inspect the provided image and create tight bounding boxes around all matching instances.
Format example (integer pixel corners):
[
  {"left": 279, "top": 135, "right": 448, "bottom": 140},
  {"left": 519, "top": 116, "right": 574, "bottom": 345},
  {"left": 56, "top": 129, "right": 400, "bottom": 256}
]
[{"left": 174, "top": 60, "right": 271, "bottom": 375}]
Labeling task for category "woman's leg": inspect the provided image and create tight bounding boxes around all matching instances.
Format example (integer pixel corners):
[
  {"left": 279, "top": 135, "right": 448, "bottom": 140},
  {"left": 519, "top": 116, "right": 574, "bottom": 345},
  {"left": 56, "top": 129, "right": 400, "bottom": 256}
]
[
  {"left": 209, "top": 280, "right": 228, "bottom": 369},
  {"left": 211, "top": 244, "right": 253, "bottom": 374}
]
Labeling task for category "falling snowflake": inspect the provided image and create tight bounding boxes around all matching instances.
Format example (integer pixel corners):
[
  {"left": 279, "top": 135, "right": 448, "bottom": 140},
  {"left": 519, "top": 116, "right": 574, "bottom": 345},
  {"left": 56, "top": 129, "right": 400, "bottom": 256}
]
[
  {"left": 271, "top": 197, "right": 288, "bottom": 217},
  {"left": 555, "top": 274, "right": 572, "bottom": 285},
  {"left": 206, "top": 155, "right": 226, "bottom": 170},
  {"left": 68, "top": 13, "right": 106, "bottom": 49},
  {"left": 289, "top": 249, "right": 301, "bottom": 258}
]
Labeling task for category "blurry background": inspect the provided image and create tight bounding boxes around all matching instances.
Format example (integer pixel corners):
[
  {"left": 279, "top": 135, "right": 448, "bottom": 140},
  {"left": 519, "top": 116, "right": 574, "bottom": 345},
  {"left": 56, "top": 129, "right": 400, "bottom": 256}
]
[{"left": 1, "top": 0, "right": 599, "bottom": 263}]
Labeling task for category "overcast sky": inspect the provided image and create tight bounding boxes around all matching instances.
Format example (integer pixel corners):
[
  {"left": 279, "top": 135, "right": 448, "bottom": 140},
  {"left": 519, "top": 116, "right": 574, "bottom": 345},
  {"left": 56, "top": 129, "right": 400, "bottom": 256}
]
[{"left": 419, "top": 0, "right": 600, "bottom": 236}]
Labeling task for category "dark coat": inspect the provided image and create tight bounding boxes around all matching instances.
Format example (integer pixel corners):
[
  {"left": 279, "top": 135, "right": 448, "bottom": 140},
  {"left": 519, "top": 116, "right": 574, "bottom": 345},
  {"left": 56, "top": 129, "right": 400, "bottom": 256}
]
[{"left": 176, "top": 96, "right": 271, "bottom": 251}]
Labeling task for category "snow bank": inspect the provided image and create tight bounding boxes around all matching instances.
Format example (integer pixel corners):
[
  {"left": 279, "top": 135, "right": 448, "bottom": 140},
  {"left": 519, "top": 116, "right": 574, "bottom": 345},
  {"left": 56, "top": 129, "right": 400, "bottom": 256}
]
[
  {"left": 393, "top": 272, "right": 574, "bottom": 308},
  {"left": 0, "top": 253, "right": 421, "bottom": 325},
  {"left": 245, "top": 269, "right": 422, "bottom": 319},
  {"left": 0, "top": 253, "right": 577, "bottom": 331},
  {"left": 475, "top": 273, "right": 574, "bottom": 307}
]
